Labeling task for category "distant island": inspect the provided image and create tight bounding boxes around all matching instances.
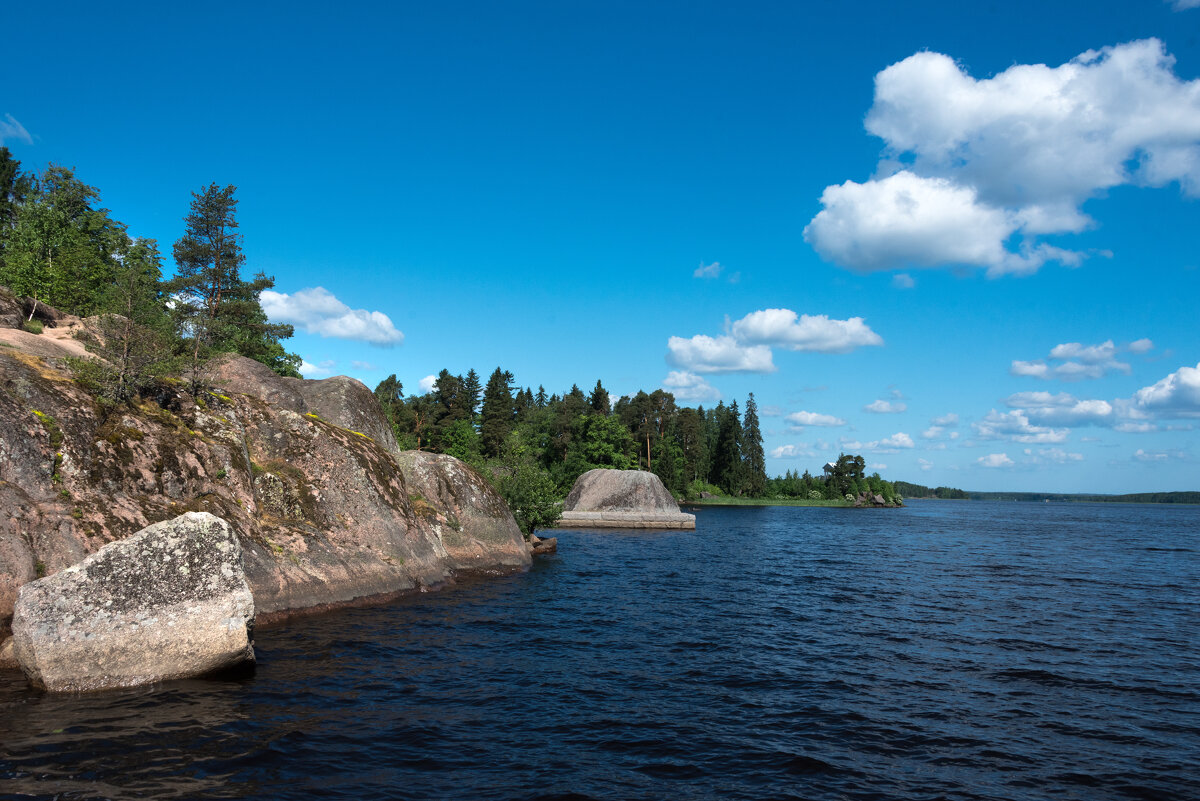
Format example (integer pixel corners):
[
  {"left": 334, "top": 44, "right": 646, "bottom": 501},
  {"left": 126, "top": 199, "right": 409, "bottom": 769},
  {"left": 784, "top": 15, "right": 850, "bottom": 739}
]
[{"left": 895, "top": 481, "right": 1198, "bottom": 505}]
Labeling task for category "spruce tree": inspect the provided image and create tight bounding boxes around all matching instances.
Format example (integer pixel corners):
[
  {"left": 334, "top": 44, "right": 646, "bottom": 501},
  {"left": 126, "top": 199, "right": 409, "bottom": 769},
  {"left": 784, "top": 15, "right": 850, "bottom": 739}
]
[
  {"left": 742, "top": 393, "right": 767, "bottom": 496},
  {"left": 588, "top": 379, "right": 610, "bottom": 415},
  {"left": 712, "top": 401, "right": 745, "bottom": 494},
  {"left": 462, "top": 368, "right": 482, "bottom": 421},
  {"left": 480, "top": 367, "right": 515, "bottom": 458}
]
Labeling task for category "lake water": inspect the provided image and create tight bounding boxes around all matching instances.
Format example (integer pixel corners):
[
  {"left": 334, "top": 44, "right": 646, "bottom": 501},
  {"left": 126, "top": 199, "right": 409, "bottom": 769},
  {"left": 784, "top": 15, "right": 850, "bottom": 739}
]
[{"left": 2, "top": 501, "right": 1197, "bottom": 800}]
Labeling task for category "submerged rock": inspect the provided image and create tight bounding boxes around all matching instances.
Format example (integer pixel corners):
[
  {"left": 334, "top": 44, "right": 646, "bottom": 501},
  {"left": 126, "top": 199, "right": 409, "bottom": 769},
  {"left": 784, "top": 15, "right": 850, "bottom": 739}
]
[
  {"left": 11, "top": 512, "right": 255, "bottom": 692},
  {"left": 558, "top": 469, "right": 695, "bottom": 530}
]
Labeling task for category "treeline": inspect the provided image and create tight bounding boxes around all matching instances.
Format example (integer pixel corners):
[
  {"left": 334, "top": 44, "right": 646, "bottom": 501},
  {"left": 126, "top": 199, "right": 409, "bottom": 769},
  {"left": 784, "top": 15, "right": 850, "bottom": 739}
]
[
  {"left": 374, "top": 369, "right": 903, "bottom": 510},
  {"left": 0, "top": 149, "right": 301, "bottom": 404},
  {"left": 373, "top": 369, "right": 771, "bottom": 501},
  {"left": 894, "top": 481, "right": 969, "bottom": 499},
  {"left": 967, "top": 491, "right": 1200, "bottom": 504}
]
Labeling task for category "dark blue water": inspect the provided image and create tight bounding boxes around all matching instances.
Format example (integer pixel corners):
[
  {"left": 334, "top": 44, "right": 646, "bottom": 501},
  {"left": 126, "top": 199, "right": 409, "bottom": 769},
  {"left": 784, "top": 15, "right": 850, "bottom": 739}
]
[{"left": 2, "top": 501, "right": 1197, "bottom": 800}]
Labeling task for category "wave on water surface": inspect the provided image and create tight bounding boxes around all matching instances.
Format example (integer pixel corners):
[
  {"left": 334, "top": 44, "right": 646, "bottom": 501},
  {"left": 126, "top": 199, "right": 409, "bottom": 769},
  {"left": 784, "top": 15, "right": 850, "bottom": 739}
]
[{"left": 2, "top": 501, "right": 1198, "bottom": 800}]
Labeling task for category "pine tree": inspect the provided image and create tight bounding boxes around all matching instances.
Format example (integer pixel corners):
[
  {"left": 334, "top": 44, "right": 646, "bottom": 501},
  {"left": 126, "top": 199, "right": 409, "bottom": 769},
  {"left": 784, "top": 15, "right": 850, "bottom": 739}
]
[
  {"left": 165, "top": 184, "right": 298, "bottom": 383},
  {"left": 742, "top": 393, "right": 767, "bottom": 496}
]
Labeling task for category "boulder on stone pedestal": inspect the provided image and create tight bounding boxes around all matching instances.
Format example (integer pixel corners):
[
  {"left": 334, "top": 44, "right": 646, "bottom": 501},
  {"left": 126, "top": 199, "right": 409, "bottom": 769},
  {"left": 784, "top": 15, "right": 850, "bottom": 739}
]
[
  {"left": 11, "top": 512, "right": 255, "bottom": 692},
  {"left": 557, "top": 469, "right": 695, "bottom": 530}
]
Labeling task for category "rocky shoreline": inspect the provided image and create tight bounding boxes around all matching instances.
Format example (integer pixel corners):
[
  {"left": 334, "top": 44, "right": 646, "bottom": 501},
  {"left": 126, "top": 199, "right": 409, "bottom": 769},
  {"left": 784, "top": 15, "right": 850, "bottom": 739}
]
[{"left": 0, "top": 290, "right": 539, "bottom": 688}]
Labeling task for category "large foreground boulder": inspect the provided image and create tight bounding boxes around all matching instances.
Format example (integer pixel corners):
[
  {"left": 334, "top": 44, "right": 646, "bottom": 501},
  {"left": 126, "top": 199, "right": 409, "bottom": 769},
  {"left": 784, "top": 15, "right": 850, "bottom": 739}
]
[
  {"left": 558, "top": 469, "right": 695, "bottom": 530},
  {"left": 11, "top": 512, "right": 255, "bottom": 692}
]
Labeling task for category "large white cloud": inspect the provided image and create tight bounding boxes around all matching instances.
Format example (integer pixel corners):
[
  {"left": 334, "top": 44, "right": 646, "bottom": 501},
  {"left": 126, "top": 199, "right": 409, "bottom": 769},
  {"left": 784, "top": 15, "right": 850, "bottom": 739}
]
[
  {"left": 666, "top": 334, "right": 775, "bottom": 374},
  {"left": 262, "top": 287, "right": 404, "bottom": 346},
  {"left": 805, "top": 171, "right": 1029, "bottom": 273},
  {"left": 807, "top": 39, "right": 1200, "bottom": 275},
  {"left": 661, "top": 370, "right": 721, "bottom": 402},
  {"left": 1134, "top": 361, "right": 1200, "bottom": 417},
  {"left": 731, "top": 309, "right": 883, "bottom": 353}
]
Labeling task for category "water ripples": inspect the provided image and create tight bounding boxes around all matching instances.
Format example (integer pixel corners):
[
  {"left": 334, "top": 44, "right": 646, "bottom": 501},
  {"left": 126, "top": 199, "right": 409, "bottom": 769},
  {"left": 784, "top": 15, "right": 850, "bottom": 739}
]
[{"left": 2, "top": 501, "right": 1198, "bottom": 800}]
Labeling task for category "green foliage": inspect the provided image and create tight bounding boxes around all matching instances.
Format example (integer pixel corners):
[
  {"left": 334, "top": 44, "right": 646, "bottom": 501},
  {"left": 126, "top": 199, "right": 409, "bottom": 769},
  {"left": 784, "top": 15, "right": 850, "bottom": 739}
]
[
  {"left": 441, "top": 418, "right": 481, "bottom": 464},
  {"left": 490, "top": 432, "right": 562, "bottom": 536},
  {"left": 21, "top": 318, "right": 42, "bottom": 334},
  {"left": 165, "top": 184, "right": 299, "bottom": 382},
  {"left": 564, "top": 413, "right": 635, "bottom": 477}
]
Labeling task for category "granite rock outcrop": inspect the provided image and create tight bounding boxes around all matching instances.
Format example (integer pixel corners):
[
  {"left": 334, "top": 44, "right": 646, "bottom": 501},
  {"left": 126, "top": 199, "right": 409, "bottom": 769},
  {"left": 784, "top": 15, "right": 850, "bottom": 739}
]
[{"left": 0, "top": 303, "right": 530, "bottom": 654}]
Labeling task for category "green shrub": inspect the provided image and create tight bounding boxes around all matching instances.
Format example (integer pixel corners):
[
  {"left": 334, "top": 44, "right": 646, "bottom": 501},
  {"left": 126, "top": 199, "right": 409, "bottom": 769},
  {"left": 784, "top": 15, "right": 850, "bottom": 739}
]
[{"left": 22, "top": 319, "right": 43, "bottom": 334}]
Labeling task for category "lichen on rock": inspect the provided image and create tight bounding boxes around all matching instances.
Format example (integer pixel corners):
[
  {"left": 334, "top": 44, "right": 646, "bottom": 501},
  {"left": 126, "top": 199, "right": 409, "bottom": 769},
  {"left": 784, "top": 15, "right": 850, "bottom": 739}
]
[{"left": 11, "top": 512, "right": 255, "bottom": 692}]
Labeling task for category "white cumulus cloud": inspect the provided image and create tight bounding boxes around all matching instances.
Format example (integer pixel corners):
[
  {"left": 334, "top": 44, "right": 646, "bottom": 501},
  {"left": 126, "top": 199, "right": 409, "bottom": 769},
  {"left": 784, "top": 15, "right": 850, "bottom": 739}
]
[
  {"left": 730, "top": 309, "right": 884, "bottom": 353},
  {"left": 787, "top": 411, "right": 847, "bottom": 428},
  {"left": 662, "top": 370, "right": 722, "bottom": 402},
  {"left": 839, "top": 432, "right": 914, "bottom": 453},
  {"left": 1010, "top": 338, "right": 1150, "bottom": 381},
  {"left": 666, "top": 334, "right": 775, "bottom": 374},
  {"left": 1134, "top": 361, "right": 1200, "bottom": 417},
  {"left": 262, "top": 287, "right": 404, "bottom": 346},
  {"left": 977, "top": 453, "right": 1015, "bottom": 468},
  {"left": 418, "top": 374, "right": 437, "bottom": 394},
  {"left": 668, "top": 308, "right": 882, "bottom": 373},
  {"left": 973, "top": 410, "right": 1069, "bottom": 444},
  {"left": 807, "top": 38, "right": 1200, "bottom": 275},
  {"left": 299, "top": 359, "right": 337, "bottom": 379}
]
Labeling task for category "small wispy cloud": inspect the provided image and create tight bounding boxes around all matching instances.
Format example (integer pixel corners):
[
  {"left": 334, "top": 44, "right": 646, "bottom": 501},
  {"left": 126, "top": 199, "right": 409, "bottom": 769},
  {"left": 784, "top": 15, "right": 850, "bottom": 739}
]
[
  {"left": 0, "top": 114, "right": 32, "bottom": 145},
  {"left": 864, "top": 399, "right": 907, "bottom": 414},
  {"left": 1010, "top": 338, "right": 1152, "bottom": 381},
  {"left": 694, "top": 261, "right": 722, "bottom": 278}
]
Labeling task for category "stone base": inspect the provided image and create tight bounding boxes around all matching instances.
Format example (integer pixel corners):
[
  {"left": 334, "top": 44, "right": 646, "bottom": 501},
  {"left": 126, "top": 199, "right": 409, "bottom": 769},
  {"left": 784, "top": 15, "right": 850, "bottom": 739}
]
[{"left": 556, "top": 511, "right": 696, "bottom": 530}]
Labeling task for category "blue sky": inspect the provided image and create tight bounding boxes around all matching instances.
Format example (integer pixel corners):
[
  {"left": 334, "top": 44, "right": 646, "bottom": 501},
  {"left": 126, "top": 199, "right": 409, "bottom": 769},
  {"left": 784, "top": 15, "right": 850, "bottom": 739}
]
[{"left": 4, "top": 0, "right": 1199, "bottom": 493}]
